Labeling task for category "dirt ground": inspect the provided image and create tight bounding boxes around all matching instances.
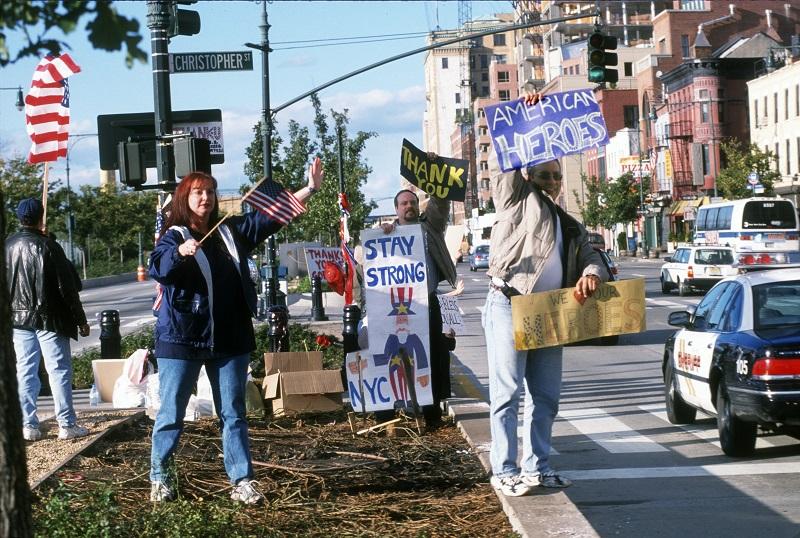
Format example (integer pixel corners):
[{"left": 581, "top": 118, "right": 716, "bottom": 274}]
[{"left": 30, "top": 411, "right": 516, "bottom": 537}]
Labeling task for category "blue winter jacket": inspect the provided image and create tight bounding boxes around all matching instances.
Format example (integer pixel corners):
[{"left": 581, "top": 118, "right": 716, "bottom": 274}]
[{"left": 149, "top": 211, "right": 282, "bottom": 359}]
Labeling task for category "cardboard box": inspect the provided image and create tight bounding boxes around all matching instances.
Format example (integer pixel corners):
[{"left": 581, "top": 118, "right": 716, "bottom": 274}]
[
  {"left": 91, "top": 359, "right": 126, "bottom": 403},
  {"left": 262, "top": 352, "right": 343, "bottom": 415}
]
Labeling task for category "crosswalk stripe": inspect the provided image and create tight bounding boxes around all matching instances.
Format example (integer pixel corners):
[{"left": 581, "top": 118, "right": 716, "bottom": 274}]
[
  {"left": 562, "top": 462, "right": 799, "bottom": 481},
  {"left": 638, "top": 404, "right": 781, "bottom": 449},
  {"left": 559, "top": 407, "right": 668, "bottom": 453}
]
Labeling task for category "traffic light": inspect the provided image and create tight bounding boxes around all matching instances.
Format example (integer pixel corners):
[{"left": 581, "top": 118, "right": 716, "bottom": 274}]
[
  {"left": 168, "top": 1, "right": 200, "bottom": 38},
  {"left": 118, "top": 141, "right": 146, "bottom": 188},
  {"left": 174, "top": 136, "right": 211, "bottom": 178},
  {"left": 588, "top": 30, "right": 618, "bottom": 84}
]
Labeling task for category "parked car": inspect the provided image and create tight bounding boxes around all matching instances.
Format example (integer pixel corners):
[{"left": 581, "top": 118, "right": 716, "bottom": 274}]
[
  {"left": 588, "top": 232, "right": 605, "bottom": 251},
  {"left": 660, "top": 246, "right": 738, "bottom": 296},
  {"left": 662, "top": 268, "right": 800, "bottom": 456},
  {"left": 469, "top": 245, "right": 490, "bottom": 271}
]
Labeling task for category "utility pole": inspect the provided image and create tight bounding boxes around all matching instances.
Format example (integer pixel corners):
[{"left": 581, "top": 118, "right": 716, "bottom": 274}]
[{"left": 146, "top": 1, "right": 175, "bottom": 187}]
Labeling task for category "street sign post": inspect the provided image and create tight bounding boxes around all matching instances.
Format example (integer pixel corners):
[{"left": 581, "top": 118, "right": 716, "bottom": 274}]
[
  {"left": 747, "top": 171, "right": 759, "bottom": 185},
  {"left": 169, "top": 51, "right": 253, "bottom": 73}
]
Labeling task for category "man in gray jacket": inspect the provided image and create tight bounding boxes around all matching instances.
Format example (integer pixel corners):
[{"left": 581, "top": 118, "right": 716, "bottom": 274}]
[
  {"left": 483, "top": 153, "right": 607, "bottom": 497},
  {"left": 6, "top": 198, "right": 90, "bottom": 442}
]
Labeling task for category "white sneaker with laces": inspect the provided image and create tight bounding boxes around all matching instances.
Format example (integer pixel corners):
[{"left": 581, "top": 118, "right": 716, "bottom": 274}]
[
  {"left": 231, "top": 479, "right": 265, "bottom": 505},
  {"left": 490, "top": 475, "right": 532, "bottom": 497},
  {"left": 23, "top": 426, "right": 42, "bottom": 441},
  {"left": 150, "top": 481, "right": 176, "bottom": 502},
  {"left": 519, "top": 473, "right": 540, "bottom": 487},
  {"left": 58, "top": 425, "right": 89, "bottom": 440}
]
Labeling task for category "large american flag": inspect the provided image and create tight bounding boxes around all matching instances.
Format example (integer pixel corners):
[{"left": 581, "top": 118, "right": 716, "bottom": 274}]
[
  {"left": 25, "top": 53, "right": 81, "bottom": 163},
  {"left": 243, "top": 177, "right": 305, "bottom": 225}
]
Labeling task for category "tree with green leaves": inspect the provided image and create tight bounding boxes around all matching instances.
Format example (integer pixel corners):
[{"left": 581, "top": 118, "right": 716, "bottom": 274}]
[
  {"left": 601, "top": 172, "right": 650, "bottom": 229},
  {"left": 572, "top": 173, "right": 604, "bottom": 228},
  {"left": 0, "top": 1, "right": 146, "bottom": 67},
  {"left": 243, "top": 94, "right": 376, "bottom": 245},
  {"left": 716, "top": 140, "right": 777, "bottom": 200}
]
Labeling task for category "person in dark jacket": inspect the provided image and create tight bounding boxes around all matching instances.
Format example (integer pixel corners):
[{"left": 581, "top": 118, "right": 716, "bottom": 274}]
[
  {"left": 148, "top": 161, "right": 322, "bottom": 504},
  {"left": 6, "top": 198, "right": 90, "bottom": 442}
]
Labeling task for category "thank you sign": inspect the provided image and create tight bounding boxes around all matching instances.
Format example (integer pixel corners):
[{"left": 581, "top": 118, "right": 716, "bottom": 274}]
[
  {"left": 304, "top": 247, "right": 344, "bottom": 281},
  {"left": 400, "top": 139, "right": 468, "bottom": 201},
  {"left": 348, "top": 224, "right": 432, "bottom": 412},
  {"left": 485, "top": 90, "right": 610, "bottom": 172}
]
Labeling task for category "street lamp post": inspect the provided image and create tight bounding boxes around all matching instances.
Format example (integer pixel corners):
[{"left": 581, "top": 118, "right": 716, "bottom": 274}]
[
  {"left": 65, "top": 133, "right": 98, "bottom": 264},
  {"left": 0, "top": 86, "right": 25, "bottom": 111}
]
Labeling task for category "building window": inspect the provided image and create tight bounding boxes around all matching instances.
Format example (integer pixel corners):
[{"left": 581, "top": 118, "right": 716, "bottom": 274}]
[
  {"left": 493, "top": 34, "right": 506, "bottom": 46},
  {"left": 481, "top": 72, "right": 488, "bottom": 82},
  {"left": 470, "top": 56, "right": 475, "bottom": 69},
  {"left": 702, "top": 144, "right": 710, "bottom": 175},
  {"left": 680, "top": 0, "right": 705, "bottom": 10},
  {"left": 775, "top": 143, "right": 780, "bottom": 170},
  {"left": 786, "top": 88, "right": 790, "bottom": 120},
  {"left": 480, "top": 55, "right": 489, "bottom": 69},
  {"left": 787, "top": 139, "right": 792, "bottom": 175},
  {"left": 498, "top": 71, "right": 510, "bottom": 83},
  {"left": 797, "top": 137, "right": 800, "bottom": 173},
  {"left": 480, "top": 161, "right": 489, "bottom": 171},
  {"left": 658, "top": 38, "right": 666, "bottom": 54},
  {"left": 499, "top": 90, "right": 511, "bottom": 101},
  {"left": 700, "top": 102, "right": 710, "bottom": 123},
  {"left": 718, "top": 102, "right": 724, "bottom": 123},
  {"left": 623, "top": 105, "right": 639, "bottom": 129},
  {"left": 441, "top": 57, "right": 448, "bottom": 69},
  {"left": 480, "top": 143, "right": 490, "bottom": 153},
  {"left": 574, "top": 64, "right": 579, "bottom": 75},
  {"left": 478, "top": 126, "right": 487, "bottom": 135},
  {"left": 494, "top": 54, "right": 508, "bottom": 64},
  {"left": 624, "top": 62, "right": 633, "bottom": 77},
  {"left": 763, "top": 96, "right": 768, "bottom": 124},
  {"left": 681, "top": 35, "right": 690, "bottom": 58},
  {"left": 796, "top": 84, "right": 799, "bottom": 116},
  {"left": 774, "top": 92, "right": 778, "bottom": 123},
  {"left": 482, "top": 85, "right": 489, "bottom": 97},
  {"left": 754, "top": 99, "right": 759, "bottom": 126},
  {"left": 455, "top": 93, "right": 461, "bottom": 104}
]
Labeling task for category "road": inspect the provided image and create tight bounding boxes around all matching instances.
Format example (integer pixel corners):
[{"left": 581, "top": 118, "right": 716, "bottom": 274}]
[
  {"left": 452, "top": 257, "right": 800, "bottom": 537},
  {"left": 76, "top": 261, "right": 800, "bottom": 535}
]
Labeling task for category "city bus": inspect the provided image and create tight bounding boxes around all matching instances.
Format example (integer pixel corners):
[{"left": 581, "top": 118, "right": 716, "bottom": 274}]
[{"left": 693, "top": 197, "right": 800, "bottom": 267}]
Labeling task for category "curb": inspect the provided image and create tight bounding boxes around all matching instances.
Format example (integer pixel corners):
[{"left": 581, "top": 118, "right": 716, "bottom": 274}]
[{"left": 447, "top": 357, "right": 599, "bottom": 538}]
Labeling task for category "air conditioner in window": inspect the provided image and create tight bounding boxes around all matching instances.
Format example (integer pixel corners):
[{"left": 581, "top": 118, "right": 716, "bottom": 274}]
[{"left": 758, "top": 115, "right": 769, "bottom": 128}]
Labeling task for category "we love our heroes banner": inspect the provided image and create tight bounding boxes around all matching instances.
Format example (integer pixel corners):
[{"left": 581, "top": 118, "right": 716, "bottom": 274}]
[
  {"left": 485, "top": 89, "right": 610, "bottom": 172},
  {"left": 511, "top": 278, "right": 646, "bottom": 350},
  {"left": 400, "top": 138, "right": 468, "bottom": 201},
  {"left": 355, "top": 224, "right": 433, "bottom": 411}
]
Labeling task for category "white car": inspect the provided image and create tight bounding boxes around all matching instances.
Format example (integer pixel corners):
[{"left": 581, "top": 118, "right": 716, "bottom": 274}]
[{"left": 660, "top": 246, "right": 738, "bottom": 296}]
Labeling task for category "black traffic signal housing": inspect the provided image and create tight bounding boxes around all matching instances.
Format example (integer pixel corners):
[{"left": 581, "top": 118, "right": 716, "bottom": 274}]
[
  {"left": 118, "top": 141, "right": 146, "bottom": 188},
  {"left": 588, "top": 30, "right": 618, "bottom": 84},
  {"left": 168, "top": 1, "right": 201, "bottom": 38},
  {"left": 174, "top": 136, "right": 211, "bottom": 178}
]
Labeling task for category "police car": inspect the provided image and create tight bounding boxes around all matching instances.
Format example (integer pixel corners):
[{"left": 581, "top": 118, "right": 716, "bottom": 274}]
[{"left": 662, "top": 268, "right": 800, "bottom": 456}]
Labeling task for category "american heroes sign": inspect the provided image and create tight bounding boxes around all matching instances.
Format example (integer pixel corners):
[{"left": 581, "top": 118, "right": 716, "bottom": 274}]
[{"left": 484, "top": 89, "right": 610, "bottom": 172}]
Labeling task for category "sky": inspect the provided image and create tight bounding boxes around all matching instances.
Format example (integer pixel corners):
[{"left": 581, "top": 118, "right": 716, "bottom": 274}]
[{"left": 0, "top": 0, "right": 511, "bottom": 215}]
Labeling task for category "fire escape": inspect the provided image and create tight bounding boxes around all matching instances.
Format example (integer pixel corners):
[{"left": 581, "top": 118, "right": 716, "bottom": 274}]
[{"left": 667, "top": 119, "right": 694, "bottom": 198}]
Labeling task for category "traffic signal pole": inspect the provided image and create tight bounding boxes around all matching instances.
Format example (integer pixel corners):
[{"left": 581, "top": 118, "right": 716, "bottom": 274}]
[{"left": 146, "top": 1, "right": 175, "bottom": 187}]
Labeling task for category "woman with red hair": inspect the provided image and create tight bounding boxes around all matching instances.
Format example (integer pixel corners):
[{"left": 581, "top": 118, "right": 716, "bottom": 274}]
[{"left": 148, "top": 160, "right": 322, "bottom": 504}]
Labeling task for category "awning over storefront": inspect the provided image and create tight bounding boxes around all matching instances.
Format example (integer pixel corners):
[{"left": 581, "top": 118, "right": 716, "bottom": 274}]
[{"left": 668, "top": 200, "right": 687, "bottom": 216}]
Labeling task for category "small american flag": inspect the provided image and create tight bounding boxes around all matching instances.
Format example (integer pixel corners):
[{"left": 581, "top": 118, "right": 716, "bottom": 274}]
[
  {"left": 25, "top": 53, "right": 81, "bottom": 163},
  {"left": 243, "top": 177, "right": 305, "bottom": 225}
]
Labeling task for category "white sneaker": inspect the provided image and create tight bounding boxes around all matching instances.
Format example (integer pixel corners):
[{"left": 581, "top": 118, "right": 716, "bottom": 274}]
[
  {"left": 490, "top": 475, "right": 532, "bottom": 497},
  {"left": 23, "top": 426, "right": 42, "bottom": 441},
  {"left": 519, "top": 473, "right": 540, "bottom": 487},
  {"left": 58, "top": 425, "right": 89, "bottom": 440},
  {"left": 231, "top": 479, "right": 265, "bottom": 505},
  {"left": 150, "top": 481, "right": 176, "bottom": 502}
]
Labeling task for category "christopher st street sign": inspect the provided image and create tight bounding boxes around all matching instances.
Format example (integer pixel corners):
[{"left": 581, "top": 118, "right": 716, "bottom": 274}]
[{"left": 169, "top": 51, "right": 253, "bottom": 74}]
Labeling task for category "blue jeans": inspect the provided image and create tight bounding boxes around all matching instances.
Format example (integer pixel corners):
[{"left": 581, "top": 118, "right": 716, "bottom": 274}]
[
  {"left": 482, "top": 288, "right": 563, "bottom": 477},
  {"left": 150, "top": 353, "right": 253, "bottom": 485},
  {"left": 13, "top": 328, "right": 77, "bottom": 429}
]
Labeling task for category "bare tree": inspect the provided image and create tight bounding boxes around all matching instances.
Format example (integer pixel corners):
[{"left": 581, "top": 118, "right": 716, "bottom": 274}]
[{"left": 0, "top": 190, "right": 33, "bottom": 538}]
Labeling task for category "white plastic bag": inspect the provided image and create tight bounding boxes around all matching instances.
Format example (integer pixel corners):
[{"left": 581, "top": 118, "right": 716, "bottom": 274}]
[
  {"left": 112, "top": 349, "right": 153, "bottom": 408},
  {"left": 194, "top": 365, "right": 216, "bottom": 417},
  {"left": 145, "top": 372, "right": 160, "bottom": 419}
]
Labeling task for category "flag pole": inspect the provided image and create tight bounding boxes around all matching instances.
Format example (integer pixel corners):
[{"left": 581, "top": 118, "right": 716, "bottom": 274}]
[
  {"left": 41, "top": 162, "right": 49, "bottom": 231},
  {"left": 197, "top": 175, "right": 271, "bottom": 245}
]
